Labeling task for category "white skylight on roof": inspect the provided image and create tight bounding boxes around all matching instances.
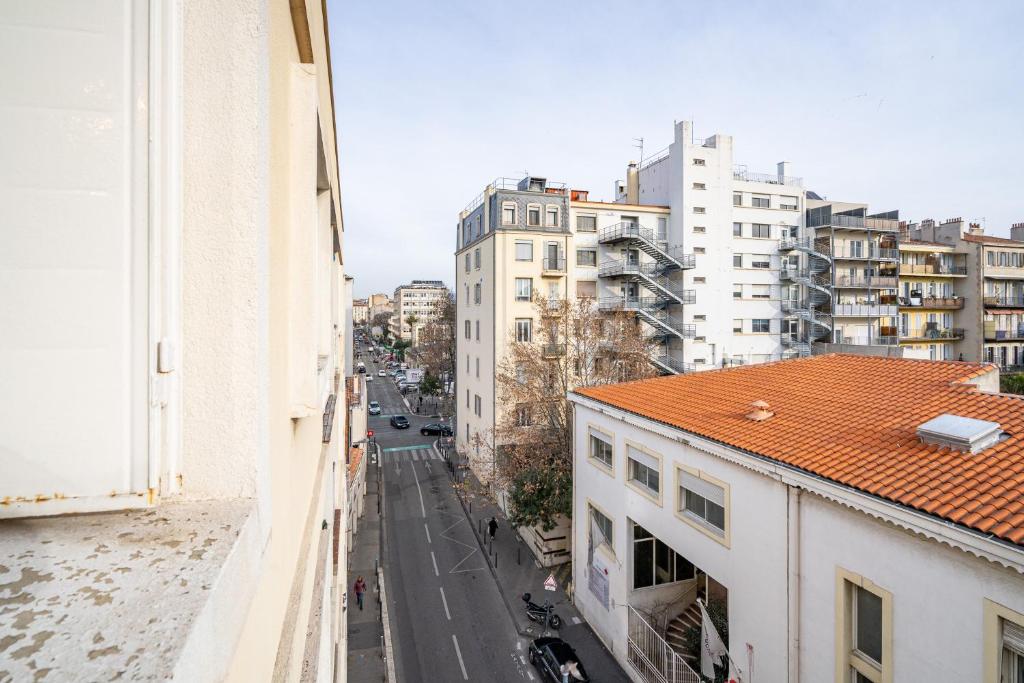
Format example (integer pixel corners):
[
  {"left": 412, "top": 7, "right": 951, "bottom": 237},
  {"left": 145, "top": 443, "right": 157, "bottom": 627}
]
[{"left": 917, "top": 414, "right": 1003, "bottom": 454}]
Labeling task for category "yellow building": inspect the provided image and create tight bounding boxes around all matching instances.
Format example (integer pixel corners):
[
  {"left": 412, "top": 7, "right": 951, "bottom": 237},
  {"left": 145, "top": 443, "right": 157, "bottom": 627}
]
[{"left": 897, "top": 240, "right": 969, "bottom": 360}]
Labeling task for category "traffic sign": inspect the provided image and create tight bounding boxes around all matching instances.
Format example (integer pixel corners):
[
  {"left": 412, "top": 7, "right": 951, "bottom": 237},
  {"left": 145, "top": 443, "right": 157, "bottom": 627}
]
[{"left": 544, "top": 574, "right": 557, "bottom": 591}]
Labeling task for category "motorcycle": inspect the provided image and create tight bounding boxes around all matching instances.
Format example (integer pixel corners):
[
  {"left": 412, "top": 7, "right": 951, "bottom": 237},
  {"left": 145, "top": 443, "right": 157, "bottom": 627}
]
[{"left": 522, "top": 593, "right": 562, "bottom": 630}]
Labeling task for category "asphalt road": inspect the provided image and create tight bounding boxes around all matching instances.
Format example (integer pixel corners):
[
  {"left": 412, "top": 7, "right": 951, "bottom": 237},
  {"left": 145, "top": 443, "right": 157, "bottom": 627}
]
[{"left": 364, "top": 356, "right": 543, "bottom": 683}]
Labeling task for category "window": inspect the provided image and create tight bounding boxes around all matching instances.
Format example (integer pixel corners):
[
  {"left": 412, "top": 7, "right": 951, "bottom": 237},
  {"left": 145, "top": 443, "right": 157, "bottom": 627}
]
[
  {"left": 988, "top": 251, "right": 996, "bottom": 266},
  {"left": 502, "top": 202, "right": 516, "bottom": 225},
  {"left": 751, "top": 284, "right": 771, "bottom": 299},
  {"left": 515, "top": 405, "right": 532, "bottom": 426},
  {"left": 545, "top": 205, "right": 559, "bottom": 227},
  {"left": 474, "top": 394, "right": 481, "bottom": 416},
  {"left": 473, "top": 283, "right": 481, "bottom": 304},
  {"left": 692, "top": 182, "right": 706, "bottom": 190},
  {"left": 632, "top": 523, "right": 694, "bottom": 590},
  {"left": 752, "top": 318, "right": 770, "bottom": 333},
  {"left": 515, "top": 278, "right": 532, "bottom": 301},
  {"left": 694, "top": 358, "right": 706, "bottom": 364},
  {"left": 751, "top": 223, "right": 771, "bottom": 238},
  {"left": 733, "top": 254, "right": 743, "bottom": 268},
  {"left": 837, "top": 570, "right": 892, "bottom": 683},
  {"left": 733, "top": 284, "right": 742, "bottom": 298},
  {"left": 693, "top": 207, "right": 706, "bottom": 214},
  {"left": 515, "top": 319, "right": 532, "bottom": 342},
  {"left": 733, "top": 222, "right": 742, "bottom": 237},
  {"left": 466, "top": 354, "right": 469, "bottom": 372},
  {"left": 464, "top": 253, "right": 471, "bottom": 272},
  {"left": 576, "top": 214, "right": 597, "bottom": 232},
  {"left": 694, "top": 247, "right": 706, "bottom": 254},
  {"left": 752, "top": 254, "right": 771, "bottom": 269},
  {"left": 733, "top": 193, "right": 742, "bottom": 206},
  {"left": 751, "top": 194, "right": 770, "bottom": 208},
  {"left": 590, "top": 505, "right": 613, "bottom": 548},
  {"left": 985, "top": 599, "right": 1024, "bottom": 683},
  {"left": 693, "top": 276, "right": 706, "bottom": 284},
  {"left": 474, "top": 248, "right": 481, "bottom": 269},
  {"left": 693, "top": 225, "right": 706, "bottom": 234},
  {"left": 657, "top": 217, "right": 668, "bottom": 242},
  {"left": 733, "top": 319, "right": 743, "bottom": 333},
  {"left": 466, "top": 389, "right": 469, "bottom": 408},
  {"left": 515, "top": 240, "right": 533, "bottom": 261},
  {"left": 627, "top": 445, "right": 660, "bottom": 496},
  {"left": 780, "top": 195, "right": 798, "bottom": 210},
  {"left": 589, "top": 429, "right": 613, "bottom": 470},
  {"left": 464, "top": 320, "right": 471, "bottom": 339},
  {"left": 576, "top": 280, "right": 597, "bottom": 299},
  {"left": 475, "top": 320, "right": 480, "bottom": 340},
  {"left": 527, "top": 204, "right": 541, "bottom": 227},
  {"left": 692, "top": 158, "right": 705, "bottom": 166},
  {"left": 678, "top": 469, "right": 726, "bottom": 537},
  {"left": 576, "top": 249, "right": 597, "bottom": 267},
  {"left": 475, "top": 357, "right": 480, "bottom": 378},
  {"left": 693, "top": 314, "right": 706, "bottom": 321}
]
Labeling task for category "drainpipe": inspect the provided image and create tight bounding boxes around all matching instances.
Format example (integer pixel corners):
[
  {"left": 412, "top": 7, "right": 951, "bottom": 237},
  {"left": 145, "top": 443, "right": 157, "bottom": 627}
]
[{"left": 787, "top": 485, "right": 801, "bottom": 682}]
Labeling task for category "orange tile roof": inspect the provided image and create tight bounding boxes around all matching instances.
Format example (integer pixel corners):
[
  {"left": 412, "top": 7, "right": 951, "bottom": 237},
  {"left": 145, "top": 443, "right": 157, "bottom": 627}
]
[
  {"left": 963, "top": 233, "right": 1024, "bottom": 246},
  {"left": 349, "top": 445, "right": 364, "bottom": 478},
  {"left": 574, "top": 355, "right": 1024, "bottom": 546}
]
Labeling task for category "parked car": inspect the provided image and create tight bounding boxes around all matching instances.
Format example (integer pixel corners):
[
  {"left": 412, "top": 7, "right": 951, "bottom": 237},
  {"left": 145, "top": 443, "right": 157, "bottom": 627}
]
[
  {"left": 389, "top": 415, "right": 410, "bottom": 429},
  {"left": 378, "top": 369, "right": 386, "bottom": 377},
  {"left": 419, "top": 423, "right": 453, "bottom": 437},
  {"left": 365, "top": 373, "right": 374, "bottom": 382},
  {"left": 529, "top": 638, "right": 588, "bottom": 682},
  {"left": 368, "top": 401, "right": 381, "bottom": 416}
]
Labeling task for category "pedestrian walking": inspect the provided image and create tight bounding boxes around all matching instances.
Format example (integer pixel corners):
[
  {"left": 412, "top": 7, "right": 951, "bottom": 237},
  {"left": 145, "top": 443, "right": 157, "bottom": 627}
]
[
  {"left": 488, "top": 516, "right": 498, "bottom": 540},
  {"left": 353, "top": 575, "right": 367, "bottom": 611}
]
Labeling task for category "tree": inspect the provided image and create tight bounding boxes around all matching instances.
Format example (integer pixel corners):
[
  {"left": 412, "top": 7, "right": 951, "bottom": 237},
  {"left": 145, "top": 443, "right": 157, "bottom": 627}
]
[
  {"left": 417, "top": 290, "right": 456, "bottom": 408},
  {"left": 490, "top": 295, "right": 656, "bottom": 530},
  {"left": 1001, "top": 373, "right": 1024, "bottom": 395},
  {"left": 419, "top": 371, "right": 441, "bottom": 397}
]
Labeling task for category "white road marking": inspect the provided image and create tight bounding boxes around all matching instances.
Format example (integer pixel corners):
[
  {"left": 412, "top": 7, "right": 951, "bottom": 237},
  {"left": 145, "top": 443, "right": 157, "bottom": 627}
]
[
  {"left": 451, "top": 634, "right": 469, "bottom": 680},
  {"left": 571, "top": 616, "right": 581, "bottom": 625},
  {"left": 527, "top": 671, "right": 535, "bottom": 680},
  {"left": 412, "top": 457, "right": 426, "bottom": 517},
  {"left": 431, "top": 551, "right": 439, "bottom": 576},
  {"left": 517, "top": 641, "right": 522, "bottom": 651},
  {"left": 424, "top": 523, "right": 432, "bottom": 544},
  {"left": 439, "top": 586, "right": 451, "bottom": 620},
  {"left": 519, "top": 654, "right": 526, "bottom": 665}
]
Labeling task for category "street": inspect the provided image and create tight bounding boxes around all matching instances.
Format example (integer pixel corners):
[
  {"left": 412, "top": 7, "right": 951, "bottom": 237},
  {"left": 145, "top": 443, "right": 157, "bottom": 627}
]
[{"left": 367, "top": 364, "right": 531, "bottom": 682}]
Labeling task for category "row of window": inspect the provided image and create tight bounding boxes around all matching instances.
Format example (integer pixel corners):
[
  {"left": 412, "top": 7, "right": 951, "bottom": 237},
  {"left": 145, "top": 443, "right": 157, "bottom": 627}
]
[
  {"left": 463, "top": 319, "right": 480, "bottom": 340},
  {"left": 587, "top": 429, "right": 728, "bottom": 541},
  {"left": 464, "top": 247, "right": 481, "bottom": 273},
  {"left": 733, "top": 192, "right": 799, "bottom": 211},
  {"left": 502, "top": 202, "right": 560, "bottom": 228},
  {"left": 465, "top": 390, "right": 482, "bottom": 416},
  {"left": 986, "top": 249, "right": 1024, "bottom": 269},
  {"left": 733, "top": 253, "right": 772, "bottom": 269}
]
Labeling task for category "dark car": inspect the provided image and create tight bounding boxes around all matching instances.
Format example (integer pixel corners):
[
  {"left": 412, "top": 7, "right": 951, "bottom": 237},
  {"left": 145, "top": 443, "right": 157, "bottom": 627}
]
[
  {"left": 528, "top": 638, "right": 589, "bottom": 682},
  {"left": 389, "top": 415, "right": 410, "bottom": 429},
  {"left": 419, "top": 423, "right": 453, "bottom": 437}
]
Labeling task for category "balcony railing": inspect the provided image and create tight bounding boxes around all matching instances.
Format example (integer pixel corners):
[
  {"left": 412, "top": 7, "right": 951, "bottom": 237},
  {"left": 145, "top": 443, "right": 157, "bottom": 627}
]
[
  {"left": 899, "top": 263, "right": 968, "bottom": 276},
  {"left": 542, "top": 256, "right": 566, "bottom": 273},
  {"left": 835, "top": 334, "right": 899, "bottom": 346},
  {"left": 901, "top": 296, "right": 964, "bottom": 310},
  {"left": 834, "top": 275, "right": 898, "bottom": 289},
  {"left": 809, "top": 215, "right": 900, "bottom": 231},
  {"left": 542, "top": 343, "right": 566, "bottom": 357},
  {"left": 984, "top": 295, "right": 1024, "bottom": 308},
  {"left": 833, "top": 247, "right": 899, "bottom": 261},
  {"left": 832, "top": 304, "right": 899, "bottom": 317},
  {"left": 986, "top": 327, "right": 1024, "bottom": 341},
  {"left": 732, "top": 168, "right": 803, "bottom": 187},
  {"left": 900, "top": 327, "right": 965, "bottom": 341}
]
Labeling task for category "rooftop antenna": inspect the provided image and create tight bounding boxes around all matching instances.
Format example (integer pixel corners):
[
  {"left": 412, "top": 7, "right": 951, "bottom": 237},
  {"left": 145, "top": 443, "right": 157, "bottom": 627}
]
[{"left": 633, "top": 137, "right": 644, "bottom": 166}]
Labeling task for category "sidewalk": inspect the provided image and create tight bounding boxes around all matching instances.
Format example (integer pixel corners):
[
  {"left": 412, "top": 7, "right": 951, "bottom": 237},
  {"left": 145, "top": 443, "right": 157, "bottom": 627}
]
[
  {"left": 447, "top": 460, "right": 629, "bottom": 682},
  {"left": 346, "top": 450, "right": 387, "bottom": 683}
]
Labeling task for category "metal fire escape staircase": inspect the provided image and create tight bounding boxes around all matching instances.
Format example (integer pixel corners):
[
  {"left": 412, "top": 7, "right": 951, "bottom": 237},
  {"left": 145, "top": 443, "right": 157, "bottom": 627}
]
[
  {"left": 780, "top": 236, "right": 833, "bottom": 357},
  {"left": 598, "top": 223, "right": 697, "bottom": 374}
]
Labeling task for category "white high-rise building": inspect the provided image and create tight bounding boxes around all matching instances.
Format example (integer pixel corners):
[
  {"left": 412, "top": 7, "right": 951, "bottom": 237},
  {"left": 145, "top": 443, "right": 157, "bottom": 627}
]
[{"left": 391, "top": 280, "right": 448, "bottom": 344}]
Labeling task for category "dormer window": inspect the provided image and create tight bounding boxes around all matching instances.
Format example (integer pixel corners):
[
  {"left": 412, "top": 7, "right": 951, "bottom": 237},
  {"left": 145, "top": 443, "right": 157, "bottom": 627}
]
[
  {"left": 527, "top": 204, "right": 541, "bottom": 227},
  {"left": 501, "top": 202, "right": 516, "bottom": 225}
]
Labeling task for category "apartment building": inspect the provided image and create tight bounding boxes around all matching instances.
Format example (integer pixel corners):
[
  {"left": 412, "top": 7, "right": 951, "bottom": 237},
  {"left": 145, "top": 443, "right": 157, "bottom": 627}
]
[
  {"left": 897, "top": 237, "right": 970, "bottom": 360},
  {"left": 368, "top": 292, "right": 393, "bottom": 319},
  {"left": 570, "top": 355, "right": 1024, "bottom": 683},
  {"left": 906, "top": 217, "right": 1024, "bottom": 370},
  {"left": 391, "top": 280, "right": 447, "bottom": 344},
  {"left": 353, "top": 298, "right": 369, "bottom": 324},
  {"left": 0, "top": 2, "right": 354, "bottom": 681}
]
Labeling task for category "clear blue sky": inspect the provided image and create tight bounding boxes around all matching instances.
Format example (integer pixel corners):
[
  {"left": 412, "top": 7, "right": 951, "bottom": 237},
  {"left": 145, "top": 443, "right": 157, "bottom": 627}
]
[{"left": 327, "top": 0, "right": 1024, "bottom": 298}]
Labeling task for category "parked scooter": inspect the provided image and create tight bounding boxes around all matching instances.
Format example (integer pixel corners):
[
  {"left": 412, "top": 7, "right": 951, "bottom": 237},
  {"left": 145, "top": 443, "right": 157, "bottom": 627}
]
[{"left": 522, "top": 593, "right": 562, "bottom": 630}]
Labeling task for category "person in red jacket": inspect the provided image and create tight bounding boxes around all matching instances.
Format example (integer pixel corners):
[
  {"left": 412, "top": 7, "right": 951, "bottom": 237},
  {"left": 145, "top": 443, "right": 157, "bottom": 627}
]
[{"left": 353, "top": 575, "right": 367, "bottom": 611}]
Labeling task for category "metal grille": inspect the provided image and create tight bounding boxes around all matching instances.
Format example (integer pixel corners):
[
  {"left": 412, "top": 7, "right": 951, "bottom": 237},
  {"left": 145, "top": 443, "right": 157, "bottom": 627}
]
[{"left": 626, "top": 605, "right": 701, "bottom": 683}]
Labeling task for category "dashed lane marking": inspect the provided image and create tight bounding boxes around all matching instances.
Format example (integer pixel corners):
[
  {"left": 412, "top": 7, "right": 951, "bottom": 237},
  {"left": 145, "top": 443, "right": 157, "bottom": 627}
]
[
  {"left": 424, "top": 523, "right": 432, "bottom": 544},
  {"left": 439, "top": 586, "right": 451, "bottom": 620},
  {"left": 451, "top": 635, "right": 469, "bottom": 680},
  {"left": 431, "top": 551, "right": 439, "bottom": 577}
]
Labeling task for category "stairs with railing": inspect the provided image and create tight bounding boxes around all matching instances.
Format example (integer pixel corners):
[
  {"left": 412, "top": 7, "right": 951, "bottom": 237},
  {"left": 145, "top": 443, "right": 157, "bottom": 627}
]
[
  {"left": 600, "top": 259, "right": 696, "bottom": 306},
  {"left": 599, "top": 223, "right": 696, "bottom": 272},
  {"left": 665, "top": 586, "right": 706, "bottom": 657},
  {"left": 779, "top": 235, "right": 834, "bottom": 356}
]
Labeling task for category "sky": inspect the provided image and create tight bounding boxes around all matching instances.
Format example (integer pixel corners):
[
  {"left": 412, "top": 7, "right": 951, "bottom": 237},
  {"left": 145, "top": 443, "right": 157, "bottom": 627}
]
[{"left": 327, "top": 0, "right": 1024, "bottom": 298}]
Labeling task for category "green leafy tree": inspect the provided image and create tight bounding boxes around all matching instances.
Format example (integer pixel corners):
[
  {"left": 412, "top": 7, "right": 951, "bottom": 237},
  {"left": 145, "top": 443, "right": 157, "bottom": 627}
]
[
  {"left": 1001, "top": 373, "right": 1024, "bottom": 395},
  {"left": 419, "top": 371, "right": 441, "bottom": 397}
]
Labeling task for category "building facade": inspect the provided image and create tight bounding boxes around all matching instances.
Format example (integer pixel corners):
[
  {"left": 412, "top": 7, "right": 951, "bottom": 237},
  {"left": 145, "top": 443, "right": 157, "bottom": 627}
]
[
  {"left": 570, "top": 355, "right": 1024, "bottom": 683},
  {"left": 897, "top": 238, "right": 970, "bottom": 360},
  {"left": 391, "top": 280, "right": 448, "bottom": 344},
  {"left": 368, "top": 292, "right": 393, "bottom": 319},
  {"left": 0, "top": 2, "right": 354, "bottom": 681},
  {"left": 353, "top": 298, "right": 369, "bottom": 324}
]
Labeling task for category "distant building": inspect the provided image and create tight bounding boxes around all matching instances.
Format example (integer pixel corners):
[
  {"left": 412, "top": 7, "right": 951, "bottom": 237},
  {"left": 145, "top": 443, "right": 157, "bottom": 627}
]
[
  {"left": 391, "top": 280, "right": 447, "bottom": 344},
  {"left": 368, "top": 292, "right": 393, "bottom": 320},
  {"left": 353, "top": 298, "right": 369, "bottom": 324},
  {"left": 570, "top": 354, "right": 1024, "bottom": 683}
]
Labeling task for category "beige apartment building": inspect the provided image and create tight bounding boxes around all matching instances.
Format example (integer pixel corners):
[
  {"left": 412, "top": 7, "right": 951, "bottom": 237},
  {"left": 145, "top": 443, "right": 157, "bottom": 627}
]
[
  {"left": 897, "top": 238, "right": 971, "bottom": 360},
  {"left": 391, "top": 279, "right": 448, "bottom": 344},
  {"left": 0, "top": 2, "right": 359, "bottom": 681},
  {"left": 353, "top": 297, "right": 369, "bottom": 324}
]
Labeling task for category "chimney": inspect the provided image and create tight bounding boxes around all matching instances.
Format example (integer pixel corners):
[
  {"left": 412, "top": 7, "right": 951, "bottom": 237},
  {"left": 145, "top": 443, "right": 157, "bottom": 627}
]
[
  {"left": 1012, "top": 223, "right": 1024, "bottom": 242},
  {"left": 626, "top": 162, "right": 639, "bottom": 204},
  {"left": 968, "top": 222, "right": 984, "bottom": 236},
  {"left": 746, "top": 400, "right": 774, "bottom": 422},
  {"left": 777, "top": 161, "right": 791, "bottom": 183}
]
